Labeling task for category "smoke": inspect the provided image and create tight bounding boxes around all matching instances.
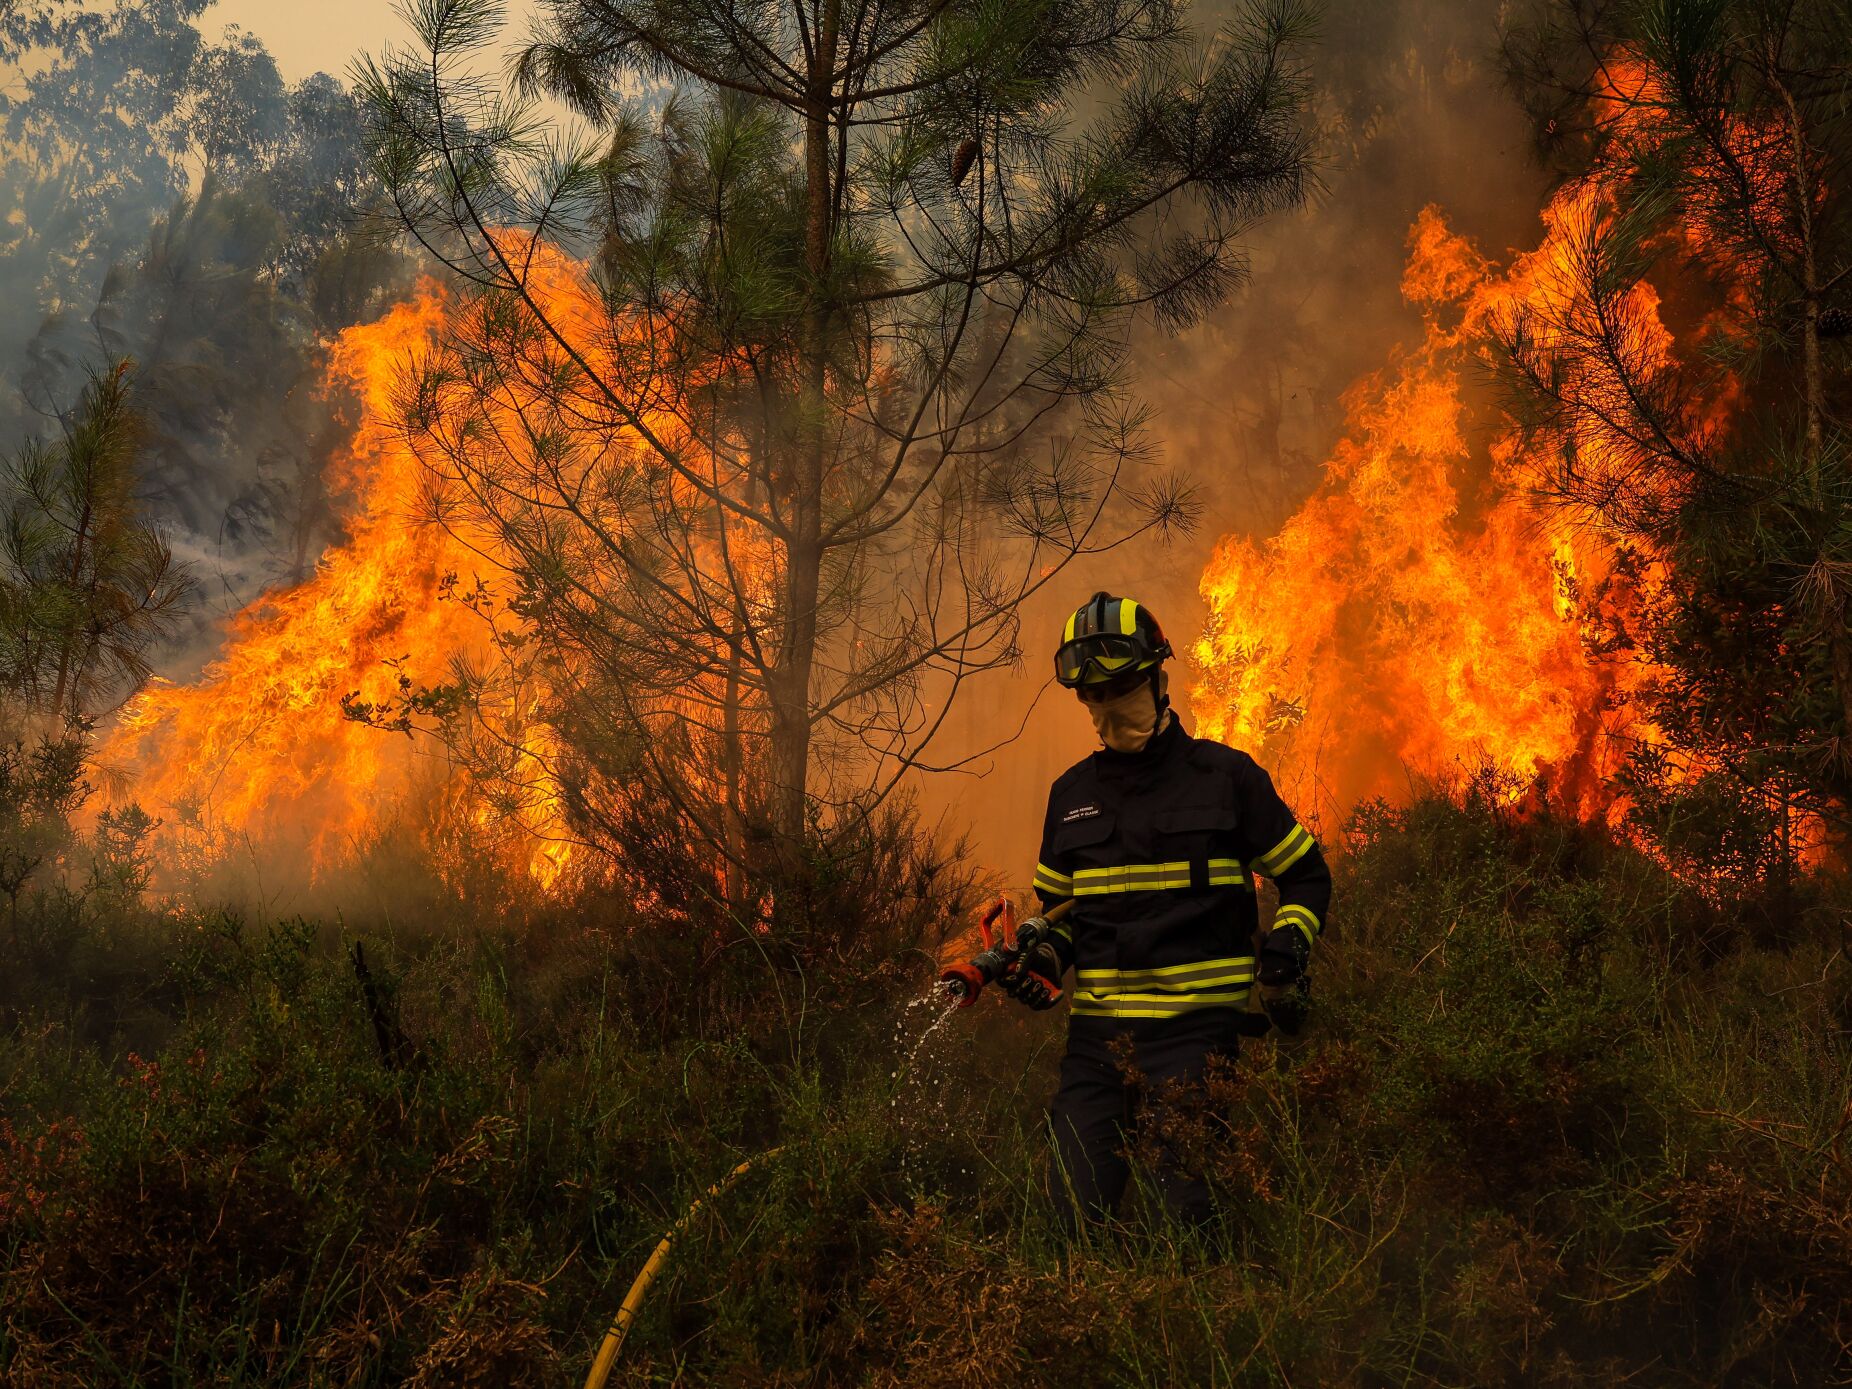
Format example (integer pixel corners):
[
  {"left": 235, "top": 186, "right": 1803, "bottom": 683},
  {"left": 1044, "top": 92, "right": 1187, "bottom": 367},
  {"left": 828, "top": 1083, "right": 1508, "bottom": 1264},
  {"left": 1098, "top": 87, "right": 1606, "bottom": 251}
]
[
  {"left": 0, "top": 7, "right": 393, "bottom": 678},
  {"left": 927, "top": 0, "right": 1551, "bottom": 878}
]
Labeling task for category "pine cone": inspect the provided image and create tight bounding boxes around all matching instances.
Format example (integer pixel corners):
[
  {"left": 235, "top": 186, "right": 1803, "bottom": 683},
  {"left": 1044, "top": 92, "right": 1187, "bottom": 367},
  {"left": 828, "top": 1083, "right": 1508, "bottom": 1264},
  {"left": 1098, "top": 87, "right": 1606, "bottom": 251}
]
[
  {"left": 950, "top": 137, "right": 980, "bottom": 189},
  {"left": 1818, "top": 305, "right": 1852, "bottom": 340}
]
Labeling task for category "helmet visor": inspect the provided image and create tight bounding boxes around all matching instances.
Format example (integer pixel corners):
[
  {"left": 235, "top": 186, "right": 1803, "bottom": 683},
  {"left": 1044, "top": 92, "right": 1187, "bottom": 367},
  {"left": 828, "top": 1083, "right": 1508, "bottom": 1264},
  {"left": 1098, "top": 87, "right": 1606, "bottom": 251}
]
[{"left": 1055, "top": 633, "right": 1147, "bottom": 687}]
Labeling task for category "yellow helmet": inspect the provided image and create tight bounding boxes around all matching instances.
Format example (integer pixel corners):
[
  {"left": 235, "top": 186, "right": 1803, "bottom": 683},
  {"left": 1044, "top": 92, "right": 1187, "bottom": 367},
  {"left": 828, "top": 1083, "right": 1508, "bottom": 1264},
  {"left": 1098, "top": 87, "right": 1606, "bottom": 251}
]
[{"left": 1053, "top": 591, "right": 1172, "bottom": 688}]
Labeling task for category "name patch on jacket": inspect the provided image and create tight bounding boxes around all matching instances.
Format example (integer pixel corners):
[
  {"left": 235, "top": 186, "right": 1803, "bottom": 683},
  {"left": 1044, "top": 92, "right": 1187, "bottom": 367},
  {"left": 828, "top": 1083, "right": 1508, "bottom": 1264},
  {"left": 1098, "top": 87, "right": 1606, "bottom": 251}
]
[{"left": 1061, "top": 804, "right": 1101, "bottom": 823}]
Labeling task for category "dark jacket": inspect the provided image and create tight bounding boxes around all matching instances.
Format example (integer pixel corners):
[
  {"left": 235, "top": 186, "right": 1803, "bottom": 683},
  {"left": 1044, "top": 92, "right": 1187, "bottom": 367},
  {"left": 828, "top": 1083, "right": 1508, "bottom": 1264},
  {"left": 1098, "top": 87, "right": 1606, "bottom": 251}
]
[{"left": 1031, "top": 714, "right": 1331, "bottom": 1031}]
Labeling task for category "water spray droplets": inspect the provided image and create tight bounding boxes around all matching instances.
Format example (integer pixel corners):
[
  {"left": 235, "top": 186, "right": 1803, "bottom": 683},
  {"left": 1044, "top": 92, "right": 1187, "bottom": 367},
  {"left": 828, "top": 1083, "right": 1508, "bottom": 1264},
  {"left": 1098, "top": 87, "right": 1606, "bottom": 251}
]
[{"left": 887, "top": 984, "right": 966, "bottom": 1186}]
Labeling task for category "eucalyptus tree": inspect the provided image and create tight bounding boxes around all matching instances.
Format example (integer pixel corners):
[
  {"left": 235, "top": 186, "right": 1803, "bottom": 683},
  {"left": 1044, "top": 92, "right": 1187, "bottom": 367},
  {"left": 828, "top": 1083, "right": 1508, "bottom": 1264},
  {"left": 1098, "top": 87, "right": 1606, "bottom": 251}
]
[{"left": 361, "top": 0, "right": 1312, "bottom": 869}]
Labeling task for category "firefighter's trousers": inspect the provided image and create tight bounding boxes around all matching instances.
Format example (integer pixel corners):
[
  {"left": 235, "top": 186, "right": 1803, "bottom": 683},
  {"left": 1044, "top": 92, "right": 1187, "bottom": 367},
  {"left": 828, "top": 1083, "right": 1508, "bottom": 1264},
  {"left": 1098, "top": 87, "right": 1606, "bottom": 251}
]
[{"left": 1047, "top": 1013, "right": 1243, "bottom": 1233}]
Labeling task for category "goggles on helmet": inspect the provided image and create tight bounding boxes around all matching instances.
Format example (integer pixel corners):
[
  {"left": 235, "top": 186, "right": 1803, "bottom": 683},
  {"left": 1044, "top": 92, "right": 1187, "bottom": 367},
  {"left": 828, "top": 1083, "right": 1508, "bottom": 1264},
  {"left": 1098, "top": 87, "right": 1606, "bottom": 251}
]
[{"left": 1054, "top": 632, "right": 1159, "bottom": 688}]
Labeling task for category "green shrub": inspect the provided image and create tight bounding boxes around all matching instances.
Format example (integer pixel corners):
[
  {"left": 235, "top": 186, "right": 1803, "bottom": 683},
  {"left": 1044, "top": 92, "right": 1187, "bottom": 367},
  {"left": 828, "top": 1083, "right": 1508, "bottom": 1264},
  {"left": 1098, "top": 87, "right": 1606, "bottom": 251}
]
[{"left": 2, "top": 787, "right": 1850, "bottom": 1386}]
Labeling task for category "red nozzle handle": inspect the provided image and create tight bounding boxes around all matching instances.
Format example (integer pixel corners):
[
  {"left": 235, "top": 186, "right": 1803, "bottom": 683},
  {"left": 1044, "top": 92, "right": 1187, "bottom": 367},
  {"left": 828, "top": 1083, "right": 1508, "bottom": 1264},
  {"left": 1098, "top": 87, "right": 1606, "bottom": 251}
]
[{"left": 978, "top": 897, "right": 1011, "bottom": 950}]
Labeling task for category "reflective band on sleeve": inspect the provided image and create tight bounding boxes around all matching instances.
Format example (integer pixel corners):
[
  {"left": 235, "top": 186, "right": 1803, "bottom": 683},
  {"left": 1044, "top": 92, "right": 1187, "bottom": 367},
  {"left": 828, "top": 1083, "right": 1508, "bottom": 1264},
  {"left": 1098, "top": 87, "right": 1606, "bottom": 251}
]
[
  {"left": 1274, "top": 904, "right": 1321, "bottom": 945},
  {"left": 1072, "top": 858, "right": 1246, "bottom": 895},
  {"left": 1252, "top": 824, "right": 1314, "bottom": 877},
  {"left": 1032, "top": 863, "right": 1073, "bottom": 897},
  {"left": 1070, "top": 956, "right": 1256, "bottom": 1019}
]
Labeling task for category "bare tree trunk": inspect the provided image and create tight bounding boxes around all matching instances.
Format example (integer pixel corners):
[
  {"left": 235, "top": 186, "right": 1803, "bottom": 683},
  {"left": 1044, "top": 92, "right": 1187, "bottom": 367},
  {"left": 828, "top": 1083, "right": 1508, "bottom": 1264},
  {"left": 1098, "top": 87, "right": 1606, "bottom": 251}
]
[
  {"left": 48, "top": 484, "right": 97, "bottom": 725},
  {"left": 721, "top": 641, "right": 750, "bottom": 909},
  {"left": 769, "top": 519, "right": 822, "bottom": 854},
  {"left": 766, "top": 0, "right": 840, "bottom": 866},
  {"left": 1777, "top": 787, "right": 1793, "bottom": 909}
]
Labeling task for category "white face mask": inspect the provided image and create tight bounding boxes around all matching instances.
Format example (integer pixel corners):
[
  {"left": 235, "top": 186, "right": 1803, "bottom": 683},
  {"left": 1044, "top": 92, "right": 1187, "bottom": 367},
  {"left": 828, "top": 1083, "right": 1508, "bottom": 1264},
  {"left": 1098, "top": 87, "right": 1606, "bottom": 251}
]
[{"left": 1086, "top": 670, "right": 1169, "bottom": 753}]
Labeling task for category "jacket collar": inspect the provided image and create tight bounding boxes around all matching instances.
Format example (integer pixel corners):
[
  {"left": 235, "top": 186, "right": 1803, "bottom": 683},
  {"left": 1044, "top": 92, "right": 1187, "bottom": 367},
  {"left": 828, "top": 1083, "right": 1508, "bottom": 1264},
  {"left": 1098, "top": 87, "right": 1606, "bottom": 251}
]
[{"left": 1092, "top": 708, "right": 1186, "bottom": 774}]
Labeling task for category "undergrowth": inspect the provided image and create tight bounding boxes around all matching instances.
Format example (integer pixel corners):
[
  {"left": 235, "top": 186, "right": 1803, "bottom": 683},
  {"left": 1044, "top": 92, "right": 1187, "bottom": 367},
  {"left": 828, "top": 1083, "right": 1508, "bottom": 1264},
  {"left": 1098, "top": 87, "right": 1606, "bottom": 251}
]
[{"left": 2, "top": 779, "right": 1849, "bottom": 1386}]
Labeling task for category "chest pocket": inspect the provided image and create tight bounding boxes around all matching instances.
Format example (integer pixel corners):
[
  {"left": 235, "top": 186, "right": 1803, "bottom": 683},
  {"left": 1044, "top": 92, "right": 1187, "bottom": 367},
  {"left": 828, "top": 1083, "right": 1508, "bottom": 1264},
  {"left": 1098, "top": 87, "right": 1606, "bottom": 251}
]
[
  {"left": 1154, "top": 804, "right": 1246, "bottom": 893},
  {"left": 1051, "top": 810, "right": 1117, "bottom": 862}
]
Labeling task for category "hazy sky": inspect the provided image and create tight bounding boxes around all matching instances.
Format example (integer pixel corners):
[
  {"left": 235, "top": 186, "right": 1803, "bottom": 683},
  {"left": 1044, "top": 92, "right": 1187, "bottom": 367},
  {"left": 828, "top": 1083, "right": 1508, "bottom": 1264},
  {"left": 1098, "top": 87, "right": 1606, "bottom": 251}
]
[{"left": 202, "top": 0, "right": 540, "bottom": 83}]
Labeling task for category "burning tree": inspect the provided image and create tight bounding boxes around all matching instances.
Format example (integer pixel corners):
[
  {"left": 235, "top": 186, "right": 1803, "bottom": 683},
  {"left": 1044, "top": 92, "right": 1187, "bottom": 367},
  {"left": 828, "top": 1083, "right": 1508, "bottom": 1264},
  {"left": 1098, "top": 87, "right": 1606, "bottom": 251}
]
[
  {"left": 357, "top": 0, "right": 1312, "bottom": 879},
  {"left": 1499, "top": 0, "right": 1852, "bottom": 880}
]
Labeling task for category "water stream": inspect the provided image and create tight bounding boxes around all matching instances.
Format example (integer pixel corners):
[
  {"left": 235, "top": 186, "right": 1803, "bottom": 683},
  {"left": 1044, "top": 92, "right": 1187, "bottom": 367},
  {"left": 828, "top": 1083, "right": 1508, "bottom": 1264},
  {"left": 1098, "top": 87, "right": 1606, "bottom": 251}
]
[{"left": 886, "top": 983, "right": 968, "bottom": 1185}]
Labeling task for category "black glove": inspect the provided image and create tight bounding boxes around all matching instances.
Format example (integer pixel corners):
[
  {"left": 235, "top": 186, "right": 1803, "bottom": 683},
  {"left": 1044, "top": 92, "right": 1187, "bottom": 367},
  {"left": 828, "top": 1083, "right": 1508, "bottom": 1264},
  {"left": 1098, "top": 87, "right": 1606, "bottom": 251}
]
[
  {"left": 1001, "top": 942, "right": 1063, "bottom": 1011},
  {"left": 1257, "top": 923, "right": 1311, "bottom": 987}
]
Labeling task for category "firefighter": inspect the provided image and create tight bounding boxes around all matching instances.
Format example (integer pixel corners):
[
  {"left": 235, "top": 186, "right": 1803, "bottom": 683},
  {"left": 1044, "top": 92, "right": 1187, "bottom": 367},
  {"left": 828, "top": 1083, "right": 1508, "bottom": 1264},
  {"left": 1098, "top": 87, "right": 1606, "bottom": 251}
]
[{"left": 1001, "top": 591, "right": 1332, "bottom": 1231}]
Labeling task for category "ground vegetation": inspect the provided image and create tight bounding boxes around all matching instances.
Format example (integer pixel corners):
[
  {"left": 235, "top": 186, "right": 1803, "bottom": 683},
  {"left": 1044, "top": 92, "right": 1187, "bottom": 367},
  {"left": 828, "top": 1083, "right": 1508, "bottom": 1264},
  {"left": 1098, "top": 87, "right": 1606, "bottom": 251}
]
[{"left": 1, "top": 775, "right": 1847, "bottom": 1386}]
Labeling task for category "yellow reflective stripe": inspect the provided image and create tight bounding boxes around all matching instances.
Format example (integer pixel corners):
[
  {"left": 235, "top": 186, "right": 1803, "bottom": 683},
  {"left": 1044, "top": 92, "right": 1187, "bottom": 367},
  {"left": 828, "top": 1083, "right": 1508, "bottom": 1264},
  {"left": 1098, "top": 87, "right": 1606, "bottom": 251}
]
[
  {"left": 1071, "top": 991, "right": 1253, "bottom": 1018},
  {"left": 1275, "top": 904, "right": 1321, "bottom": 944},
  {"left": 1074, "top": 977, "right": 1259, "bottom": 1000},
  {"left": 1074, "top": 988, "right": 1251, "bottom": 1005},
  {"left": 1032, "top": 862, "right": 1073, "bottom": 896},
  {"left": 1073, "top": 956, "right": 1256, "bottom": 1016},
  {"left": 1064, "top": 609, "right": 1078, "bottom": 643},
  {"left": 1077, "top": 956, "right": 1255, "bottom": 988},
  {"left": 1071, "top": 859, "right": 1246, "bottom": 894},
  {"left": 1252, "top": 824, "right": 1314, "bottom": 877},
  {"left": 1081, "top": 970, "right": 1251, "bottom": 992},
  {"left": 1120, "top": 599, "right": 1138, "bottom": 635}
]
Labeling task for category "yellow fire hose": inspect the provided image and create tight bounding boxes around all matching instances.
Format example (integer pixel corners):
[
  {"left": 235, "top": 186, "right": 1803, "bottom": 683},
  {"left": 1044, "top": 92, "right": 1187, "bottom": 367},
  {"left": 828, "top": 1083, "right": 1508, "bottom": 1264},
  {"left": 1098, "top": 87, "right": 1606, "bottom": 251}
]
[{"left": 582, "top": 1147, "right": 784, "bottom": 1389}]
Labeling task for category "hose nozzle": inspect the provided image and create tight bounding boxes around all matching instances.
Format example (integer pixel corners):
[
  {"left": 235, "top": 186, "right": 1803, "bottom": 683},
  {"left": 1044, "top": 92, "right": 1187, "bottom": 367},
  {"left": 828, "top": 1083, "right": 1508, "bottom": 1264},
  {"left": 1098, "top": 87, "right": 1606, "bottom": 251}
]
[
  {"left": 938, "top": 962, "right": 986, "bottom": 1006},
  {"left": 937, "top": 898, "right": 1071, "bottom": 1007}
]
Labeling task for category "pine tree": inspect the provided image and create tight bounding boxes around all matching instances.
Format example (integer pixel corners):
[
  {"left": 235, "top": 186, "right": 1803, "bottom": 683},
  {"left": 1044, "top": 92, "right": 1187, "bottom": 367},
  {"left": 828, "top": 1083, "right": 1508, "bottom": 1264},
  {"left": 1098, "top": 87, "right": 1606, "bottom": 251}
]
[
  {"left": 0, "top": 361, "right": 196, "bottom": 727},
  {"left": 1499, "top": 0, "right": 1852, "bottom": 877},
  {"left": 359, "top": 0, "right": 1313, "bottom": 869}
]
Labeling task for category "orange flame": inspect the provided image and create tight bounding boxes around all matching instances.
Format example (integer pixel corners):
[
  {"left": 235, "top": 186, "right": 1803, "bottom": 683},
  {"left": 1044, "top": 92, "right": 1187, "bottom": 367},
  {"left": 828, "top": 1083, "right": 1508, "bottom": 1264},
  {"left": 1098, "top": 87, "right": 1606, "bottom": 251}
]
[
  {"left": 103, "top": 275, "right": 573, "bottom": 883},
  {"left": 103, "top": 235, "right": 763, "bottom": 889},
  {"left": 108, "top": 55, "right": 1785, "bottom": 880},
  {"left": 1190, "top": 37, "right": 1807, "bottom": 832},
  {"left": 1192, "top": 189, "right": 1663, "bottom": 824}
]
